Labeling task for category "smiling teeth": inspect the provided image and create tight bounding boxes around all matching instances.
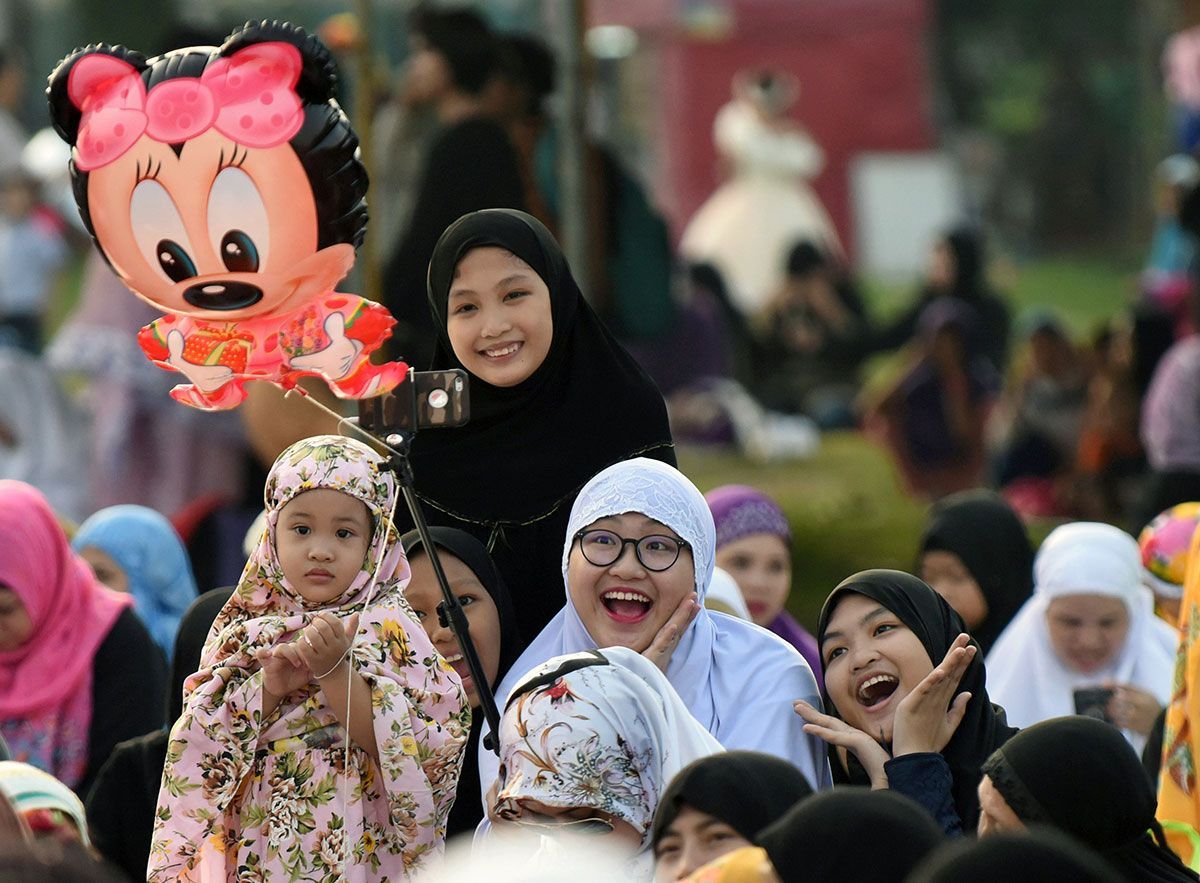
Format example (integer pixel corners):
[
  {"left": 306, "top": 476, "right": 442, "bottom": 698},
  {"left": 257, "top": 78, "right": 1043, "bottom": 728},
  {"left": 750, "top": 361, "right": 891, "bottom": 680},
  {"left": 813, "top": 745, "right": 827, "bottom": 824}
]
[
  {"left": 602, "top": 590, "right": 651, "bottom": 603},
  {"left": 858, "top": 674, "right": 897, "bottom": 700},
  {"left": 483, "top": 343, "right": 520, "bottom": 358},
  {"left": 444, "top": 653, "right": 463, "bottom": 664}
]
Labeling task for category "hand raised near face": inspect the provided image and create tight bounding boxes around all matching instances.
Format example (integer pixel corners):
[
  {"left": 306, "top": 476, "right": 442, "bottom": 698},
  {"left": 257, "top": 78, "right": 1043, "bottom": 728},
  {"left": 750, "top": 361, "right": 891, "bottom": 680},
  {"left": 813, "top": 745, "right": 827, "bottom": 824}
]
[
  {"left": 794, "top": 699, "right": 891, "bottom": 789},
  {"left": 642, "top": 592, "right": 700, "bottom": 673},
  {"left": 890, "top": 633, "right": 976, "bottom": 757},
  {"left": 288, "top": 312, "right": 364, "bottom": 379}
]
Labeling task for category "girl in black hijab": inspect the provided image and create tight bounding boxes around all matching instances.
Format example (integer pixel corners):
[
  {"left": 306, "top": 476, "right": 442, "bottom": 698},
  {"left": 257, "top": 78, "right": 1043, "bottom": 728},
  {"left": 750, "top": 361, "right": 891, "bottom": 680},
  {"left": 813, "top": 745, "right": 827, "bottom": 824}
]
[
  {"left": 918, "top": 490, "right": 1034, "bottom": 652},
  {"left": 979, "top": 716, "right": 1198, "bottom": 882},
  {"left": 84, "top": 587, "right": 232, "bottom": 881},
  {"left": 796, "top": 570, "right": 1017, "bottom": 835},
  {"left": 400, "top": 526, "right": 522, "bottom": 837},
  {"left": 402, "top": 209, "right": 675, "bottom": 642},
  {"left": 755, "top": 788, "right": 944, "bottom": 883},
  {"left": 911, "top": 831, "right": 1122, "bottom": 883},
  {"left": 651, "top": 751, "right": 813, "bottom": 881}
]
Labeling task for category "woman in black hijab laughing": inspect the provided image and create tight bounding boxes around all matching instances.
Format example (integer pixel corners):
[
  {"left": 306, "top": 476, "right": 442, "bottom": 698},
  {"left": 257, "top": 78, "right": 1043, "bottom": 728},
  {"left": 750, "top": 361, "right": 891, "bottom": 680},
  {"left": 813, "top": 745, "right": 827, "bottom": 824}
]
[
  {"left": 398, "top": 209, "right": 675, "bottom": 643},
  {"left": 796, "top": 569, "right": 1017, "bottom": 835}
]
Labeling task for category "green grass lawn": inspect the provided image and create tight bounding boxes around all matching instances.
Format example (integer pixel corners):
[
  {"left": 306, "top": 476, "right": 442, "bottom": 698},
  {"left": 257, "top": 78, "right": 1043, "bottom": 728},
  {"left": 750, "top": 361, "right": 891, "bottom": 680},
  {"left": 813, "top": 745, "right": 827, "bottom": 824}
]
[{"left": 685, "top": 253, "right": 1138, "bottom": 630}]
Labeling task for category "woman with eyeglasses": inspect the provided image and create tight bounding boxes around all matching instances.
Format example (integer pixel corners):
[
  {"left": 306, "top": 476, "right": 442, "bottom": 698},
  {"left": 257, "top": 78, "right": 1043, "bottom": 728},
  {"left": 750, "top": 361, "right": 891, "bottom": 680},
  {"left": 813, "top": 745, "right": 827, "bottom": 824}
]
[
  {"left": 485, "top": 647, "right": 723, "bottom": 878},
  {"left": 477, "top": 457, "right": 831, "bottom": 813}
]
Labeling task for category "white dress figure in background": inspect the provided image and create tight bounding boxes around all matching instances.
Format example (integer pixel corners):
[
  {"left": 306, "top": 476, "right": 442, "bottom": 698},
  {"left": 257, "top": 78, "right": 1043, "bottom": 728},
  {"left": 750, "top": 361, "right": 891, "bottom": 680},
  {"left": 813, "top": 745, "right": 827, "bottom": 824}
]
[{"left": 682, "top": 70, "right": 841, "bottom": 317}]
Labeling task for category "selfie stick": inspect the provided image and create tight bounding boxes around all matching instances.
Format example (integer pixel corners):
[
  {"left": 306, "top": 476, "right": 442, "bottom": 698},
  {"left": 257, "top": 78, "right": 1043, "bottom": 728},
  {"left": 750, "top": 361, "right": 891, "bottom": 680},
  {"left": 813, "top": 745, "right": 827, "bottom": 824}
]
[
  {"left": 377, "top": 428, "right": 503, "bottom": 754},
  {"left": 287, "top": 389, "right": 503, "bottom": 754}
]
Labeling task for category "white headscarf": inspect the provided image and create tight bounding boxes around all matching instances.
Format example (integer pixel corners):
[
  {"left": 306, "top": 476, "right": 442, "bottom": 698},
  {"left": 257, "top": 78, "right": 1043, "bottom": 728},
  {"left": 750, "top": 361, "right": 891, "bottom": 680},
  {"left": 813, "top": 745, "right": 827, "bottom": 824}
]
[
  {"left": 705, "top": 567, "right": 753, "bottom": 621},
  {"left": 986, "top": 522, "right": 1178, "bottom": 750},
  {"left": 484, "top": 647, "right": 724, "bottom": 878},
  {"left": 478, "top": 458, "right": 829, "bottom": 808}
]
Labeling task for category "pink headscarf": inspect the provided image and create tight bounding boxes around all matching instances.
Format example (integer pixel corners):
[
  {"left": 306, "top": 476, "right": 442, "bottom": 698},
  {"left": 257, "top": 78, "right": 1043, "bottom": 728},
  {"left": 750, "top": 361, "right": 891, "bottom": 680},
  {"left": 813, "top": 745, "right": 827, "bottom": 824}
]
[{"left": 0, "top": 481, "right": 131, "bottom": 787}]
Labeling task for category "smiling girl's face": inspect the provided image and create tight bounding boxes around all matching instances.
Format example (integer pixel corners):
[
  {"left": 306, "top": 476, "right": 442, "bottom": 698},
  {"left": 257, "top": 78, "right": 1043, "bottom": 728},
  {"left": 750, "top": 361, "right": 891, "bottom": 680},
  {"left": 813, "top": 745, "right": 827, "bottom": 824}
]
[
  {"left": 446, "top": 246, "right": 553, "bottom": 388},
  {"left": 820, "top": 592, "right": 934, "bottom": 743}
]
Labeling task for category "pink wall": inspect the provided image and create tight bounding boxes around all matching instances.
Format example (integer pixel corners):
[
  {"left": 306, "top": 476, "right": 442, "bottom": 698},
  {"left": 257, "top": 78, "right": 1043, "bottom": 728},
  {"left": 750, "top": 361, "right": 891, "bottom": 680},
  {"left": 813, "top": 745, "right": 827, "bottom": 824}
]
[{"left": 592, "top": 0, "right": 935, "bottom": 255}]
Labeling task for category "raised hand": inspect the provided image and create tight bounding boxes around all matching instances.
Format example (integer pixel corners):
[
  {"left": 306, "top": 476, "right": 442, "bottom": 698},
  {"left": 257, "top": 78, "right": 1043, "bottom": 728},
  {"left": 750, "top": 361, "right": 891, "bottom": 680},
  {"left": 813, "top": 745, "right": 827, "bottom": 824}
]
[
  {"left": 794, "top": 699, "right": 891, "bottom": 788},
  {"left": 642, "top": 592, "right": 699, "bottom": 673},
  {"left": 1107, "top": 683, "right": 1162, "bottom": 737},
  {"left": 166, "top": 329, "right": 234, "bottom": 393},
  {"left": 288, "top": 312, "right": 363, "bottom": 379},
  {"left": 890, "top": 633, "right": 976, "bottom": 757},
  {"left": 295, "top": 611, "right": 359, "bottom": 680},
  {"left": 255, "top": 641, "right": 311, "bottom": 699}
]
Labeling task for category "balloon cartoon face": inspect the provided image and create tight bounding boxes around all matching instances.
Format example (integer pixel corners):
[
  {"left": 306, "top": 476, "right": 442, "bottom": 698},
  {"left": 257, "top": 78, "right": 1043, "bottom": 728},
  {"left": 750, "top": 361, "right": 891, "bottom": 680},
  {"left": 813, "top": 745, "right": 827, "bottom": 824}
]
[{"left": 47, "top": 22, "right": 407, "bottom": 410}]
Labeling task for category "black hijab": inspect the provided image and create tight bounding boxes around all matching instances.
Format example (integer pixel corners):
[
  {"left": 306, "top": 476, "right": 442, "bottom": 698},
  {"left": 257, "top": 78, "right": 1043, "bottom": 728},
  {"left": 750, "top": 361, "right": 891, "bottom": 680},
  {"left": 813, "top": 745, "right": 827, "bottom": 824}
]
[
  {"left": 756, "top": 788, "right": 943, "bottom": 883},
  {"left": 942, "top": 228, "right": 985, "bottom": 301},
  {"left": 400, "top": 526, "right": 522, "bottom": 838},
  {"left": 910, "top": 831, "right": 1122, "bottom": 883},
  {"left": 409, "top": 208, "right": 675, "bottom": 525},
  {"left": 919, "top": 490, "right": 1034, "bottom": 652},
  {"left": 982, "top": 717, "right": 1198, "bottom": 882},
  {"left": 816, "top": 569, "right": 1018, "bottom": 831},
  {"left": 651, "top": 751, "right": 813, "bottom": 848}
]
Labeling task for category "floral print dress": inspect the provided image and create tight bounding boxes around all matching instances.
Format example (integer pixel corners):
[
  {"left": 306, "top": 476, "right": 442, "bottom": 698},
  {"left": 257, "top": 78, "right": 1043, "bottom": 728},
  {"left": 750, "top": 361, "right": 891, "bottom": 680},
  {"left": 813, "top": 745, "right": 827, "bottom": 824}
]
[{"left": 149, "top": 436, "right": 469, "bottom": 882}]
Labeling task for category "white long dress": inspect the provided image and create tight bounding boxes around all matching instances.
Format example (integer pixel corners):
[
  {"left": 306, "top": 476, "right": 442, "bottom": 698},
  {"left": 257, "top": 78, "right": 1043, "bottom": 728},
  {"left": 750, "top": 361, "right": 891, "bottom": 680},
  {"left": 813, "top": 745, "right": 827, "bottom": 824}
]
[{"left": 681, "top": 99, "right": 841, "bottom": 316}]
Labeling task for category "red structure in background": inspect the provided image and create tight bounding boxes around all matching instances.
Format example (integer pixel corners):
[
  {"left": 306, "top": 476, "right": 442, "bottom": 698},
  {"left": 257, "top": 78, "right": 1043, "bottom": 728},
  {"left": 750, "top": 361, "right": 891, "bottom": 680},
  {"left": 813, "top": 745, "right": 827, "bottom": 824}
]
[{"left": 591, "top": 0, "right": 936, "bottom": 258}]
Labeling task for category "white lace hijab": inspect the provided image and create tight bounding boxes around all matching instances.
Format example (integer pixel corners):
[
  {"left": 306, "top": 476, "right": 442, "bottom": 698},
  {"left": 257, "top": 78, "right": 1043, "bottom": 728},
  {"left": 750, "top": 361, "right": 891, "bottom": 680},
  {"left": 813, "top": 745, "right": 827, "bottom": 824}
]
[{"left": 478, "top": 458, "right": 830, "bottom": 809}]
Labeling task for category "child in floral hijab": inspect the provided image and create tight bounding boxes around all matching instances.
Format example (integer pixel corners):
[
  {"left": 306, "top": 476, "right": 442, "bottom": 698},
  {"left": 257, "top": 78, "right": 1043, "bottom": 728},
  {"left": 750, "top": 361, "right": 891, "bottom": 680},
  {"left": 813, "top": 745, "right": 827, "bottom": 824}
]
[{"left": 149, "top": 435, "right": 469, "bottom": 882}]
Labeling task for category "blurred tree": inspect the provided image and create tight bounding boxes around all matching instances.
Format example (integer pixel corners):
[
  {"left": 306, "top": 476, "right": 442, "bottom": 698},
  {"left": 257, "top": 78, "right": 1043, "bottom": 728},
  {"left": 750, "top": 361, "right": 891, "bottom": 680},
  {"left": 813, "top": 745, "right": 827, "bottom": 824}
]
[{"left": 933, "top": 0, "right": 1174, "bottom": 252}]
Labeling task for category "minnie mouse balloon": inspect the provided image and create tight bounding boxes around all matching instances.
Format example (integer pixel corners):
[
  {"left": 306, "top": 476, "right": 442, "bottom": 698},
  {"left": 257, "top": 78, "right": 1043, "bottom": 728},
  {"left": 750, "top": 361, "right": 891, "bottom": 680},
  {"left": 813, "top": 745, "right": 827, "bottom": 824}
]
[{"left": 47, "top": 21, "right": 406, "bottom": 410}]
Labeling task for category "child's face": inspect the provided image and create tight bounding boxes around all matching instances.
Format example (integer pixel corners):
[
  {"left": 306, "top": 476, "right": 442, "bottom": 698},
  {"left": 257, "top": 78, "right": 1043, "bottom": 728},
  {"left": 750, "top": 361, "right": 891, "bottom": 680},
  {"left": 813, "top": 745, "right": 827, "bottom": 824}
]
[
  {"left": 565, "top": 512, "right": 695, "bottom": 654},
  {"left": 446, "top": 246, "right": 554, "bottom": 388},
  {"left": 275, "top": 489, "right": 372, "bottom": 604},
  {"left": 404, "top": 550, "right": 502, "bottom": 709},
  {"left": 820, "top": 592, "right": 933, "bottom": 743},
  {"left": 714, "top": 533, "right": 791, "bottom": 627}
]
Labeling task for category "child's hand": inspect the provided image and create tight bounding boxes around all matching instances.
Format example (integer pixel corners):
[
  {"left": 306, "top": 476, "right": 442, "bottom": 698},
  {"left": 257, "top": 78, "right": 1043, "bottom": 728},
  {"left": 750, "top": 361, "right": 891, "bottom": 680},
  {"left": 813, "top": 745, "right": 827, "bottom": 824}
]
[
  {"left": 296, "top": 611, "right": 360, "bottom": 680},
  {"left": 255, "top": 643, "right": 312, "bottom": 698}
]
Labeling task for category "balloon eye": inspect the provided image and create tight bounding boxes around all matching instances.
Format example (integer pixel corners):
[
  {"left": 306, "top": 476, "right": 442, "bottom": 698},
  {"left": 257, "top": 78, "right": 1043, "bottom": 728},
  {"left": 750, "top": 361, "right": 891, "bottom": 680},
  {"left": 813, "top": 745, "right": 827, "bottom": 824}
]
[
  {"left": 156, "top": 239, "right": 197, "bottom": 283},
  {"left": 220, "top": 230, "right": 260, "bottom": 273}
]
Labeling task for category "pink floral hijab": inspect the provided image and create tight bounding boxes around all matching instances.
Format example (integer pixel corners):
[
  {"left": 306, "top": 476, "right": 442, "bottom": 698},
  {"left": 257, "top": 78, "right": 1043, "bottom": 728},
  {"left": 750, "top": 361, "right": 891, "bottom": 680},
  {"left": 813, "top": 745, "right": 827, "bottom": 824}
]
[
  {"left": 0, "top": 480, "right": 132, "bottom": 788},
  {"left": 150, "top": 436, "right": 469, "bottom": 881}
]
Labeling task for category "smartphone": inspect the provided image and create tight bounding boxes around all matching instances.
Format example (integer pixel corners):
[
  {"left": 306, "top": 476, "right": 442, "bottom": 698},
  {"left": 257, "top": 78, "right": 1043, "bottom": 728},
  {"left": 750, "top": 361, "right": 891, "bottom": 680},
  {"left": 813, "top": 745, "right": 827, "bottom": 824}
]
[
  {"left": 1073, "top": 687, "right": 1115, "bottom": 723},
  {"left": 357, "top": 369, "right": 470, "bottom": 434}
]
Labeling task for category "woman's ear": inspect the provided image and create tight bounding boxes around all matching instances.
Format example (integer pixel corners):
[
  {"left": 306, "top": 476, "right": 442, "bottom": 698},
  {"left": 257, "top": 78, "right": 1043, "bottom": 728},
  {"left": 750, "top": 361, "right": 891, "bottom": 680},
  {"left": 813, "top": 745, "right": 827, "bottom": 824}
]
[
  {"left": 47, "top": 44, "right": 148, "bottom": 146},
  {"left": 218, "top": 20, "right": 339, "bottom": 106}
]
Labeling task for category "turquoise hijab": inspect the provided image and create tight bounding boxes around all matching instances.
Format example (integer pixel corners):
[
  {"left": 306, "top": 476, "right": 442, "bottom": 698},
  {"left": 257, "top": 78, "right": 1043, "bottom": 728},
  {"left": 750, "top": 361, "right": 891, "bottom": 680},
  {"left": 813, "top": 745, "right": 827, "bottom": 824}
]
[{"left": 72, "top": 505, "right": 197, "bottom": 660}]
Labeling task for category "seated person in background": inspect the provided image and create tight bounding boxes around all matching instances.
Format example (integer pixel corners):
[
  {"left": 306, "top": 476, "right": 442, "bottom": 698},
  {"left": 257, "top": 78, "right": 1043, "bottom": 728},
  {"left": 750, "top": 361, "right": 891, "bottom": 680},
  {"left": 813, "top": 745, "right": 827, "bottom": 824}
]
[
  {"left": 917, "top": 490, "right": 1034, "bottom": 653},
  {"left": 986, "top": 522, "right": 1177, "bottom": 752},
  {"left": 0, "top": 481, "right": 166, "bottom": 797},
  {"left": 753, "top": 240, "right": 866, "bottom": 428},
  {"left": 652, "top": 751, "right": 812, "bottom": 882},
  {"left": 480, "top": 457, "right": 831, "bottom": 801},
  {"left": 706, "top": 484, "right": 821, "bottom": 675},
  {"left": 756, "top": 788, "right": 944, "bottom": 883},
  {"left": 485, "top": 647, "right": 723, "bottom": 880},
  {"left": 84, "top": 588, "right": 230, "bottom": 882},
  {"left": 72, "top": 505, "right": 199, "bottom": 663},
  {"left": 864, "top": 299, "right": 998, "bottom": 499},
  {"left": 978, "top": 716, "right": 1197, "bottom": 882},
  {"left": 796, "top": 570, "right": 1016, "bottom": 835}
]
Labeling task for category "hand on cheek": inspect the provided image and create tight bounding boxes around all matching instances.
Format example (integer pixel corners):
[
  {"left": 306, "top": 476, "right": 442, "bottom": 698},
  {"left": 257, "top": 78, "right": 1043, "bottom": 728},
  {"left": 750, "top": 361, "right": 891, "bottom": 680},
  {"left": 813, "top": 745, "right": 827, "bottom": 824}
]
[{"left": 641, "top": 592, "right": 700, "bottom": 672}]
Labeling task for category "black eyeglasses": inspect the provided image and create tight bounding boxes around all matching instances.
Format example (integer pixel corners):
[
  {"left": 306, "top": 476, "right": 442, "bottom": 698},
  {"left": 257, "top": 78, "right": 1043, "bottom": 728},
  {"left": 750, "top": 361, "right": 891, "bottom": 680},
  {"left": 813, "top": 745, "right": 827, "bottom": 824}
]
[{"left": 573, "top": 529, "right": 689, "bottom": 572}]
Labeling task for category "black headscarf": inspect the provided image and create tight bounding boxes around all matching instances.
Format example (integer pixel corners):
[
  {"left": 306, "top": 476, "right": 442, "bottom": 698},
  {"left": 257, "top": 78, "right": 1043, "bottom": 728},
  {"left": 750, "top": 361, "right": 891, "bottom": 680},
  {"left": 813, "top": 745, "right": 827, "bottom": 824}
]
[
  {"left": 910, "top": 831, "right": 1122, "bottom": 883},
  {"left": 408, "top": 208, "right": 675, "bottom": 526},
  {"left": 400, "top": 526, "right": 522, "bottom": 838},
  {"left": 816, "top": 569, "right": 1018, "bottom": 831},
  {"left": 756, "top": 788, "right": 943, "bottom": 883},
  {"left": 941, "top": 228, "right": 985, "bottom": 301},
  {"left": 651, "top": 751, "right": 813, "bottom": 848},
  {"left": 982, "top": 716, "right": 1198, "bottom": 882},
  {"left": 919, "top": 490, "right": 1034, "bottom": 652}
]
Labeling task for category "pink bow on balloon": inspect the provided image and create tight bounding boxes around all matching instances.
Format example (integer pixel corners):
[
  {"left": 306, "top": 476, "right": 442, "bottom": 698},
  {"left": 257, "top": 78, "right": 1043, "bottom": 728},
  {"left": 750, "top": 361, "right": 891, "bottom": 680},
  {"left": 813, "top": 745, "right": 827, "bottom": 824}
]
[{"left": 68, "top": 42, "right": 305, "bottom": 171}]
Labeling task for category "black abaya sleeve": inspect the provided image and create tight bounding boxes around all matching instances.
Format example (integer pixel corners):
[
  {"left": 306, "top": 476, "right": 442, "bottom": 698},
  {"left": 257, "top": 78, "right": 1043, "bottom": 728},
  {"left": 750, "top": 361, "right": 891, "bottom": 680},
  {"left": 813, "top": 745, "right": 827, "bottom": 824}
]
[{"left": 80, "top": 608, "right": 167, "bottom": 797}]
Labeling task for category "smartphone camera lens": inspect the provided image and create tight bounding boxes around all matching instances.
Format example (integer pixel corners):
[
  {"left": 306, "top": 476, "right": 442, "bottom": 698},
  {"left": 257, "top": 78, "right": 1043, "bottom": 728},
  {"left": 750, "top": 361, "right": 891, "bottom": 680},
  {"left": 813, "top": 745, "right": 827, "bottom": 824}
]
[{"left": 428, "top": 388, "right": 450, "bottom": 410}]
